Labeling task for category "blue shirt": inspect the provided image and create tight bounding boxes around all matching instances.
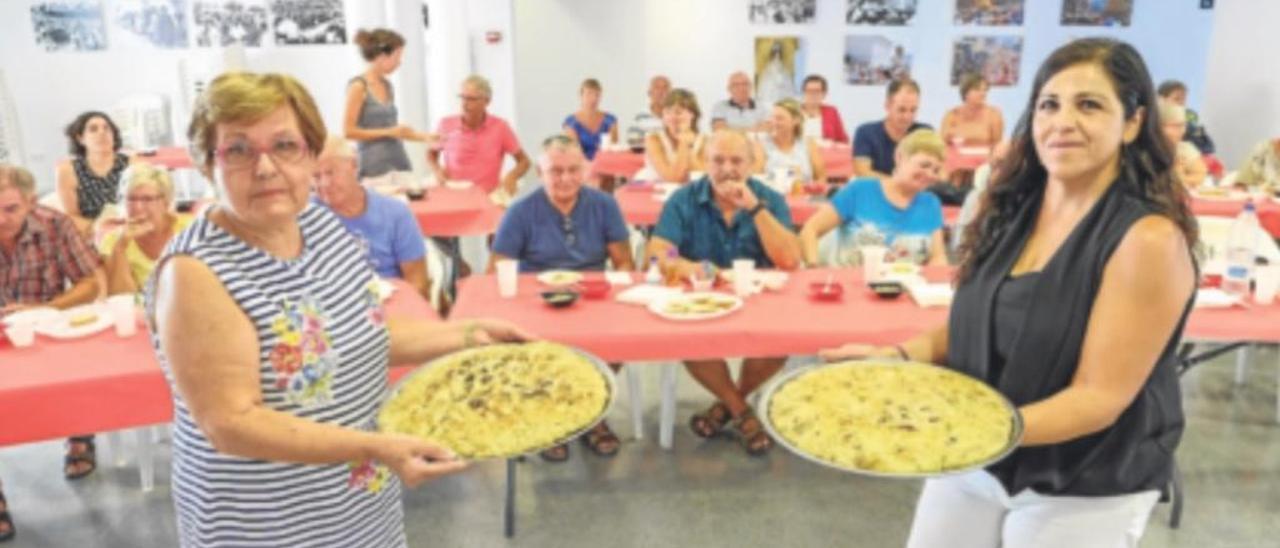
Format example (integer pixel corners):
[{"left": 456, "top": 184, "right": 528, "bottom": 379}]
[
  {"left": 492, "top": 186, "right": 630, "bottom": 273},
  {"left": 653, "top": 177, "right": 794, "bottom": 268},
  {"left": 852, "top": 120, "right": 931, "bottom": 175},
  {"left": 316, "top": 188, "right": 426, "bottom": 278},
  {"left": 828, "top": 177, "right": 943, "bottom": 266},
  {"left": 563, "top": 113, "right": 618, "bottom": 160}
]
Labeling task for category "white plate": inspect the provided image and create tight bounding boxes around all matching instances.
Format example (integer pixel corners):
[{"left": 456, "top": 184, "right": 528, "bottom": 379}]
[
  {"left": 537, "top": 270, "right": 583, "bottom": 286},
  {"left": 647, "top": 292, "right": 743, "bottom": 321},
  {"left": 37, "top": 304, "right": 114, "bottom": 339},
  {"left": 2, "top": 306, "right": 60, "bottom": 328},
  {"left": 1192, "top": 190, "right": 1248, "bottom": 202},
  {"left": 445, "top": 180, "right": 474, "bottom": 190},
  {"left": 1195, "top": 288, "right": 1242, "bottom": 309}
]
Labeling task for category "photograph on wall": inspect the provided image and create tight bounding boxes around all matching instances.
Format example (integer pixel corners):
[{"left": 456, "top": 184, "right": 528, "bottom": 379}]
[
  {"left": 270, "top": 0, "right": 346, "bottom": 45},
  {"left": 846, "top": 0, "right": 917, "bottom": 26},
  {"left": 194, "top": 0, "right": 269, "bottom": 47},
  {"left": 749, "top": 0, "right": 816, "bottom": 24},
  {"left": 30, "top": 1, "right": 108, "bottom": 52},
  {"left": 754, "top": 36, "right": 806, "bottom": 107},
  {"left": 954, "top": 0, "right": 1024, "bottom": 26},
  {"left": 951, "top": 35, "right": 1022, "bottom": 87},
  {"left": 110, "top": 0, "right": 189, "bottom": 49},
  {"left": 1061, "top": 0, "right": 1133, "bottom": 27},
  {"left": 843, "top": 35, "right": 913, "bottom": 86}
]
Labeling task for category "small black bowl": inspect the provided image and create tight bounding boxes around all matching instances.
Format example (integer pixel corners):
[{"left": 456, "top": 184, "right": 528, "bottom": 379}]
[
  {"left": 406, "top": 188, "right": 427, "bottom": 201},
  {"left": 540, "top": 289, "right": 579, "bottom": 308},
  {"left": 868, "top": 280, "right": 905, "bottom": 300}
]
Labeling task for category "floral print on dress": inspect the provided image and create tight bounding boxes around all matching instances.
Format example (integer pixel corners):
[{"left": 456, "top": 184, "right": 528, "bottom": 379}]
[
  {"left": 268, "top": 294, "right": 338, "bottom": 407},
  {"left": 347, "top": 458, "right": 392, "bottom": 494},
  {"left": 364, "top": 278, "right": 387, "bottom": 326}
]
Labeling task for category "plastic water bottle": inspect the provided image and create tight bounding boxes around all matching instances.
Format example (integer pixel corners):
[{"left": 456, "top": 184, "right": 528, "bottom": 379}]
[
  {"left": 644, "top": 257, "right": 662, "bottom": 285},
  {"left": 1223, "top": 201, "right": 1260, "bottom": 299}
]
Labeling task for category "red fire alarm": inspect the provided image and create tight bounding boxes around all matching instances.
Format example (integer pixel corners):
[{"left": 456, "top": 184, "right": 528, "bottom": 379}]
[{"left": 485, "top": 31, "right": 502, "bottom": 44}]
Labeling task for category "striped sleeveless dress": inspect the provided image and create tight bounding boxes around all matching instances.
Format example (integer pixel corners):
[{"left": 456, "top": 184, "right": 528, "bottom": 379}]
[{"left": 147, "top": 203, "right": 405, "bottom": 547}]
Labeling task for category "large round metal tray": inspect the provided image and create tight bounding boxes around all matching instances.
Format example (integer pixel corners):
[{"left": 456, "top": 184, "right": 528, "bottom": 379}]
[
  {"left": 378, "top": 342, "right": 617, "bottom": 460},
  {"left": 758, "top": 360, "right": 1024, "bottom": 478}
]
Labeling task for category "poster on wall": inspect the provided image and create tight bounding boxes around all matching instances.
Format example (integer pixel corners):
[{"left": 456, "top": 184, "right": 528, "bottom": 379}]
[
  {"left": 270, "top": 0, "right": 346, "bottom": 45},
  {"left": 754, "top": 37, "right": 806, "bottom": 107},
  {"left": 951, "top": 36, "right": 1023, "bottom": 87},
  {"left": 194, "top": 0, "right": 269, "bottom": 47},
  {"left": 954, "top": 0, "right": 1024, "bottom": 26},
  {"left": 749, "top": 0, "right": 816, "bottom": 24},
  {"left": 1061, "top": 0, "right": 1133, "bottom": 27},
  {"left": 846, "top": 0, "right": 917, "bottom": 26},
  {"left": 843, "top": 35, "right": 913, "bottom": 86},
  {"left": 110, "top": 0, "right": 189, "bottom": 48},
  {"left": 30, "top": 1, "right": 108, "bottom": 52}
]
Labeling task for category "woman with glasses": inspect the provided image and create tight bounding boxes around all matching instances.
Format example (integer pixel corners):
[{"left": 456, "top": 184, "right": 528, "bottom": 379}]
[
  {"left": 149, "top": 72, "right": 532, "bottom": 547},
  {"left": 97, "top": 163, "right": 193, "bottom": 295},
  {"left": 488, "top": 135, "right": 635, "bottom": 461}
]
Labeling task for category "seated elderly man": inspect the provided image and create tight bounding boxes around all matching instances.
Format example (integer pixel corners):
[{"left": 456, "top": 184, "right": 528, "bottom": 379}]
[
  {"left": 0, "top": 163, "right": 104, "bottom": 481},
  {"left": 489, "top": 135, "right": 634, "bottom": 461},
  {"left": 646, "top": 130, "right": 802, "bottom": 456},
  {"left": 710, "top": 71, "right": 768, "bottom": 132},
  {"left": 313, "top": 137, "right": 432, "bottom": 301}
]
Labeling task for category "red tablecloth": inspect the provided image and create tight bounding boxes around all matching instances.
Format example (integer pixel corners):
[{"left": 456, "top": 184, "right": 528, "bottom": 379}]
[
  {"left": 407, "top": 185, "right": 503, "bottom": 237},
  {"left": 449, "top": 269, "right": 951, "bottom": 362},
  {"left": 135, "top": 146, "right": 195, "bottom": 170},
  {"left": 0, "top": 280, "right": 439, "bottom": 446},
  {"left": 1190, "top": 197, "right": 1280, "bottom": 238},
  {"left": 590, "top": 145, "right": 856, "bottom": 182},
  {"left": 615, "top": 183, "right": 822, "bottom": 227}
]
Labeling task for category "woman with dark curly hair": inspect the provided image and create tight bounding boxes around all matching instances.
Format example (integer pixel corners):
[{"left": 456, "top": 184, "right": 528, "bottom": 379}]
[
  {"left": 821, "top": 38, "right": 1197, "bottom": 547},
  {"left": 55, "top": 111, "right": 136, "bottom": 234}
]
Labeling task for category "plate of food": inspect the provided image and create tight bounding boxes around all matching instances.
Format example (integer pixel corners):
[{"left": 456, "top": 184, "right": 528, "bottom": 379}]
[
  {"left": 647, "top": 292, "right": 743, "bottom": 321},
  {"left": 378, "top": 341, "right": 615, "bottom": 460},
  {"left": 536, "top": 270, "right": 583, "bottom": 287},
  {"left": 1193, "top": 187, "right": 1246, "bottom": 201},
  {"left": 760, "top": 360, "right": 1022, "bottom": 478},
  {"left": 36, "top": 304, "right": 114, "bottom": 339}
]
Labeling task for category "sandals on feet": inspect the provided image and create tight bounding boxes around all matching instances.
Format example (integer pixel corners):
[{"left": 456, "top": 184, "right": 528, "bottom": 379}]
[
  {"left": 731, "top": 409, "right": 774, "bottom": 456},
  {"left": 580, "top": 422, "right": 620, "bottom": 457},
  {"left": 538, "top": 443, "right": 570, "bottom": 463},
  {"left": 0, "top": 487, "right": 14, "bottom": 542},
  {"left": 689, "top": 402, "right": 733, "bottom": 439},
  {"left": 64, "top": 436, "right": 97, "bottom": 480}
]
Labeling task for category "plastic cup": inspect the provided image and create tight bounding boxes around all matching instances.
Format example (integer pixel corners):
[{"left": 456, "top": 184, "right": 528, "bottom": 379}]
[
  {"left": 5, "top": 322, "right": 35, "bottom": 347},
  {"left": 496, "top": 259, "right": 519, "bottom": 298},
  {"left": 732, "top": 259, "right": 755, "bottom": 297},
  {"left": 860, "top": 245, "right": 887, "bottom": 283},
  {"left": 1255, "top": 266, "right": 1280, "bottom": 305},
  {"left": 107, "top": 295, "right": 138, "bottom": 337}
]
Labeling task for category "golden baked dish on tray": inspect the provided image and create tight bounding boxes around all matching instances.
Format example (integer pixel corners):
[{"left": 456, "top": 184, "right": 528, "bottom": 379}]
[
  {"left": 760, "top": 360, "right": 1022, "bottom": 477},
  {"left": 378, "top": 341, "right": 614, "bottom": 459}
]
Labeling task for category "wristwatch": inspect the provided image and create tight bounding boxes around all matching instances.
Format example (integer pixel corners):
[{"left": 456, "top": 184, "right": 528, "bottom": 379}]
[{"left": 748, "top": 203, "right": 767, "bottom": 218}]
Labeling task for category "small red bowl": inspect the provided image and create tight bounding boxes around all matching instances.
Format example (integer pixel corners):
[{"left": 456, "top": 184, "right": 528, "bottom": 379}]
[
  {"left": 579, "top": 279, "right": 611, "bottom": 300},
  {"left": 1200, "top": 273, "right": 1222, "bottom": 288},
  {"left": 808, "top": 281, "right": 844, "bottom": 302}
]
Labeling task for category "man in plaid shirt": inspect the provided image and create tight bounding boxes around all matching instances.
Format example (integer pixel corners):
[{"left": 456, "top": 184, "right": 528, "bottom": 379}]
[{"left": 1, "top": 163, "right": 102, "bottom": 313}]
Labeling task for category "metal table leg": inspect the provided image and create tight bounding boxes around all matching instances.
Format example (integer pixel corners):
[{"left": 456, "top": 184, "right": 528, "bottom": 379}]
[
  {"left": 134, "top": 428, "right": 154, "bottom": 492},
  {"left": 504, "top": 458, "right": 516, "bottom": 538},
  {"left": 625, "top": 365, "right": 644, "bottom": 440},
  {"left": 659, "top": 363, "right": 677, "bottom": 450},
  {"left": 1235, "top": 344, "right": 1251, "bottom": 385}
]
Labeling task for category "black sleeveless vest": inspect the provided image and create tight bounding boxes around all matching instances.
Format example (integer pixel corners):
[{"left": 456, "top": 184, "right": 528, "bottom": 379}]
[{"left": 948, "top": 178, "right": 1194, "bottom": 496}]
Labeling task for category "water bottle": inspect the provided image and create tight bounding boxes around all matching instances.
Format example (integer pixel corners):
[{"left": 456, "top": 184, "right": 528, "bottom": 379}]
[
  {"left": 644, "top": 256, "right": 662, "bottom": 285},
  {"left": 1223, "top": 201, "right": 1260, "bottom": 299}
]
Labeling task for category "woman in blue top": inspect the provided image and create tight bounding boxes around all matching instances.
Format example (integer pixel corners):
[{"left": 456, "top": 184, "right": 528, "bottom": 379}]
[
  {"left": 800, "top": 129, "right": 949, "bottom": 266},
  {"left": 563, "top": 78, "right": 618, "bottom": 161}
]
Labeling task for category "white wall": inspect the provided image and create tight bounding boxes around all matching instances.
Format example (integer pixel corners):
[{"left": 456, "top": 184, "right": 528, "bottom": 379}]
[
  {"left": 515, "top": 0, "right": 1216, "bottom": 157},
  {"left": 1203, "top": 0, "right": 1280, "bottom": 169}
]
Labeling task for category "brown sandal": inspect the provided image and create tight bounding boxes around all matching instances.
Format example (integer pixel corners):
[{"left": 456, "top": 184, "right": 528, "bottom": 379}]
[
  {"left": 732, "top": 409, "right": 773, "bottom": 456},
  {"left": 539, "top": 443, "right": 569, "bottom": 463},
  {"left": 580, "top": 422, "right": 620, "bottom": 457},
  {"left": 689, "top": 402, "right": 732, "bottom": 438},
  {"left": 64, "top": 436, "right": 97, "bottom": 480}
]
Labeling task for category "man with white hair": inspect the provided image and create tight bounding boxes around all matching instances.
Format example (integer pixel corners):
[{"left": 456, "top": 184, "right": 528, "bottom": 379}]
[
  {"left": 313, "top": 137, "right": 432, "bottom": 301},
  {"left": 633, "top": 75, "right": 672, "bottom": 134},
  {"left": 646, "top": 130, "right": 801, "bottom": 457},
  {"left": 427, "top": 74, "right": 530, "bottom": 198},
  {"left": 711, "top": 71, "right": 768, "bottom": 131}
]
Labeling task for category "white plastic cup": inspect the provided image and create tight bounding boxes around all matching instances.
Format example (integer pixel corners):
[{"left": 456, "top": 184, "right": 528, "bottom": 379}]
[
  {"left": 5, "top": 322, "right": 35, "bottom": 347},
  {"left": 496, "top": 259, "right": 519, "bottom": 298},
  {"left": 860, "top": 245, "right": 887, "bottom": 282},
  {"left": 1255, "top": 265, "right": 1280, "bottom": 305},
  {"left": 732, "top": 259, "right": 755, "bottom": 297},
  {"left": 107, "top": 295, "right": 138, "bottom": 337}
]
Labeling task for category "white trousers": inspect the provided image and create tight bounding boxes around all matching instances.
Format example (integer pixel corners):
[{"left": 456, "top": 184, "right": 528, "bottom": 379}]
[{"left": 906, "top": 470, "right": 1161, "bottom": 548}]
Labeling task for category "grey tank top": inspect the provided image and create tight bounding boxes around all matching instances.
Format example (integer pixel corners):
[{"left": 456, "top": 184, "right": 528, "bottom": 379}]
[{"left": 352, "top": 76, "right": 411, "bottom": 179}]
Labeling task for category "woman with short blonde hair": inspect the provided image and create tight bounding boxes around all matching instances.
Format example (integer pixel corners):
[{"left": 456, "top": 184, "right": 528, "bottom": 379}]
[
  {"left": 755, "top": 98, "right": 825, "bottom": 194},
  {"left": 98, "top": 163, "right": 192, "bottom": 295}
]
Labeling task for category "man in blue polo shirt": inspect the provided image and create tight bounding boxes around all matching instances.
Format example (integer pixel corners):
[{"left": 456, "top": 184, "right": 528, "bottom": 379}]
[
  {"left": 490, "top": 134, "right": 634, "bottom": 462},
  {"left": 647, "top": 129, "right": 801, "bottom": 457},
  {"left": 852, "top": 78, "right": 931, "bottom": 179},
  {"left": 313, "top": 137, "right": 432, "bottom": 301}
]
